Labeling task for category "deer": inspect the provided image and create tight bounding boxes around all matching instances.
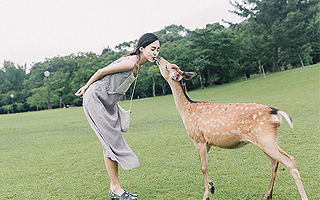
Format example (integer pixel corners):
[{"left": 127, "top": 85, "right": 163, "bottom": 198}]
[{"left": 156, "top": 57, "right": 308, "bottom": 200}]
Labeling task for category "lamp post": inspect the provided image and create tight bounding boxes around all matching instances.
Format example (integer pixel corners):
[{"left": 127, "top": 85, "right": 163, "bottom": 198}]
[
  {"left": 44, "top": 71, "right": 51, "bottom": 109},
  {"left": 10, "top": 94, "right": 14, "bottom": 113}
]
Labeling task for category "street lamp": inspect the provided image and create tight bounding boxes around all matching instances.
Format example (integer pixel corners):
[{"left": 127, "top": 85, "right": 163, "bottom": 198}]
[
  {"left": 44, "top": 71, "right": 51, "bottom": 109},
  {"left": 10, "top": 94, "right": 14, "bottom": 113}
]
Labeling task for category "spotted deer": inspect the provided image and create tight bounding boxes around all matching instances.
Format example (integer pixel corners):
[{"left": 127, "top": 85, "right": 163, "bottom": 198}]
[{"left": 156, "top": 57, "right": 308, "bottom": 200}]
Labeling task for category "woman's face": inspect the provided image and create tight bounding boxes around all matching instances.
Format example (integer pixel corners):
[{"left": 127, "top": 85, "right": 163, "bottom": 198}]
[{"left": 140, "top": 40, "right": 160, "bottom": 63}]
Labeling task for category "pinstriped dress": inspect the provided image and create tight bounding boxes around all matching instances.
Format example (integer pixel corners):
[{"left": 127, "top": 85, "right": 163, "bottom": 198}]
[{"left": 83, "top": 58, "right": 139, "bottom": 170}]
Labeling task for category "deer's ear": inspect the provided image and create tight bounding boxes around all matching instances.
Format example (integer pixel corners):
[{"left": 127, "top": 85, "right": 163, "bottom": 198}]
[{"left": 182, "top": 72, "right": 197, "bottom": 80}]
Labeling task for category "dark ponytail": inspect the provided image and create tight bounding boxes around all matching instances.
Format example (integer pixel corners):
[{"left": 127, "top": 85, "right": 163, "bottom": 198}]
[{"left": 125, "top": 33, "right": 159, "bottom": 57}]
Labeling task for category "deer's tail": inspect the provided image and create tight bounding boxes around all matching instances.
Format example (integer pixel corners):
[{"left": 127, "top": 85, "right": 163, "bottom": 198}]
[{"left": 278, "top": 110, "right": 293, "bottom": 129}]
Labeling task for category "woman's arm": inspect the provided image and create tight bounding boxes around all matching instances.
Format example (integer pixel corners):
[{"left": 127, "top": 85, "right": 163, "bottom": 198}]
[{"left": 75, "top": 58, "right": 136, "bottom": 98}]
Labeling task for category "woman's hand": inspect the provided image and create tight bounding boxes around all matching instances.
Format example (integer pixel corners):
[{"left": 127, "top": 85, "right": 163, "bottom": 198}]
[{"left": 75, "top": 86, "right": 87, "bottom": 98}]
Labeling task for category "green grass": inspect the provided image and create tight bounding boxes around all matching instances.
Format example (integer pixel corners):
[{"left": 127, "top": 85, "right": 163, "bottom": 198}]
[{"left": 1, "top": 64, "right": 319, "bottom": 200}]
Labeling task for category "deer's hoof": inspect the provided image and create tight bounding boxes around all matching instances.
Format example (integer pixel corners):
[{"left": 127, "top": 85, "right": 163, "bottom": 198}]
[{"left": 209, "top": 181, "right": 215, "bottom": 194}]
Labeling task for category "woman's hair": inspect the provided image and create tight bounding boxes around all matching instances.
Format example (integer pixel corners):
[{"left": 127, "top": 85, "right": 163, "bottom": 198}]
[{"left": 126, "top": 33, "right": 160, "bottom": 56}]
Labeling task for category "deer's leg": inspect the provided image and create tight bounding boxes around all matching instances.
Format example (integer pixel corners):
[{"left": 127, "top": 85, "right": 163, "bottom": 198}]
[
  {"left": 257, "top": 140, "right": 308, "bottom": 200},
  {"left": 263, "top": 153, "right": 279, "bottom": 199},
  {"left": 195, "top": 142, "right": 211, "bottom": 200}
]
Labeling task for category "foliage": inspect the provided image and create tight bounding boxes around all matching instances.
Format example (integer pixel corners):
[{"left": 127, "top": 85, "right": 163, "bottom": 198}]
[
  {"left": 230, "top": 0, "right": 319, "bottom": 71},
  {"left": 0, "top": 1, "right": 318, "bottom": 114}
]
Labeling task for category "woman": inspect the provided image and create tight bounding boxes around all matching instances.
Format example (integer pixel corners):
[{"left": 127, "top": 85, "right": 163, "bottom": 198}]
[{"left": 75, "top": 33, "right": 160, "bottom": 200}]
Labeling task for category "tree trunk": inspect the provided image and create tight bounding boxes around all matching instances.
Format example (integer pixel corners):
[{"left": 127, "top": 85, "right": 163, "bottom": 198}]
[
  {"left": 272, "top": 46, "right": 279, "bottom": 72},
  {"left": 161, "top": 78, "right": 166, "bottom": 95},
  {"left": 207, "top": 67, "right": 212, "bottom": 86},
  {"left": 199, "top": 75, "right": 204, "bottom": 89},
  {"left": 152, "top": 77, "right": 156, "bottom": 97},
  {"left": 299, "top": 53, "right": 305, "bottom": 67}
]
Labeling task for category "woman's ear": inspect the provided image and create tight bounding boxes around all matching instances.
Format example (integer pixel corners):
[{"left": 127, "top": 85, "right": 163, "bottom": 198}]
[{"left": 182, "top": 72, "right": 197, "bottom": 80}]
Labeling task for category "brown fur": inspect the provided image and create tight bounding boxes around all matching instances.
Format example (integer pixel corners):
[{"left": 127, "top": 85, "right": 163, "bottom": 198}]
[{"left": 156, "top": 57, "right": 308, "bottom": 200}]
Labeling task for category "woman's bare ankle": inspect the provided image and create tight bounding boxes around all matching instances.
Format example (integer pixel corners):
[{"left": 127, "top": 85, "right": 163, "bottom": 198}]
[{"left": 110, "top": 185, "right": 124, "bottom": 196}]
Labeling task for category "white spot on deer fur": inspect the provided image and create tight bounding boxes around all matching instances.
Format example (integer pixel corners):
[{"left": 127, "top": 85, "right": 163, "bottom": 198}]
[
  {"left": 253, "top": 114, "right": 257, "bottom": 120},
  {"left": 211, "top": 118, "right": 214, "bottom": 121},
  {"left": 259, "top": 122, "right": 264, "bottom": 125},
  {"left": 192, "top": 112, "right": 195, "bottom": 116},
  {"left": 231, "top": 129, "right": 241, "bottom": 134},
  {"left": 258, "top": 127, "right": 262, "bottom": 131},
  {"left": 259, "top": 112, "right": 262, "bottom": 115},
  {"left": 209, "top": 111, "right": 211, "bottom": 114},
  {"left": 217, "top": 124, "right": 220, "bottom": 127},
  {"left": 245, "top": 107, "right": 248, "bottom": 110},
  {"left": 213, "top": 125, "right": 216, "bottom": 127},
  {"left": 263, "top": 117, "right": 266, "bottom": 120},
  {"left": 236, "top": 107, "right": 239, "bottom": 110},
  {"left": 231, "top": 121, "right": 234, "bottom": 124},
  {"left": 226, "top": 123, "right": 230, "bottom": 126},
  {"left": 198, "top": 117, "right": 202, "bottom": 121},
  {"left": 221, "top": 123, "right": 225, "bottom": 126}
]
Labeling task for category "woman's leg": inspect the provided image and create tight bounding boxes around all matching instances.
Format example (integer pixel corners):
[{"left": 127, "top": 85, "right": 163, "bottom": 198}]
[{"left": 104, "top": 156, "right": 124, "bottom": 195}]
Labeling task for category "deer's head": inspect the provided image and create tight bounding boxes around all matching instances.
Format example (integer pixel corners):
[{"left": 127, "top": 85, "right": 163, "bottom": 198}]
[{"left": 156, "top": 57, "right": 196, "bottom": 82}]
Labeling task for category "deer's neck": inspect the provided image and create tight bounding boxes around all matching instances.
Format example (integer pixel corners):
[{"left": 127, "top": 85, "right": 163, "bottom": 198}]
[{"left": 169, "top": 80, "right": 193, "bottom": 117}]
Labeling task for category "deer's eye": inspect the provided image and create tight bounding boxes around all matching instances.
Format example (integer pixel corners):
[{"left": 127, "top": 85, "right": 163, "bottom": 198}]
[{"left": 165, "top": 65, "right": 168, "bottom": 69}]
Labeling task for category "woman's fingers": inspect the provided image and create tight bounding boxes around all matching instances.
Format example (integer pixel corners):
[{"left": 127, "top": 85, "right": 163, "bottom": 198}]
[{"left": 75, "top": 88, "right": 84, "bottom": 97}]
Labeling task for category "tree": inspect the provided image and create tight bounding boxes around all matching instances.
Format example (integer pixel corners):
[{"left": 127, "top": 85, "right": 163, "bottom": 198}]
[
  {"left": 234, "top": 22, "right": 268, "bottom": 77},
  {"left": 155, "top": 24, "right": 189, "bottom": 43},
  {"left": 148, "top": 65, "right": 160, "bottom": 97},
  {"left": 1, "top": 61, "right": 27, "bottom": 93},
  {"left": 231, "top": 0, "right": 319, "bottom": 71},
  {"left": 26, "top": 87, "right": 49, "bottom": 110},
  {"left": 309, "top": 8, "right": 320, "bottom": 64},
  {"left": 189, "top": 23, "right": 241, "bottom": 85}
]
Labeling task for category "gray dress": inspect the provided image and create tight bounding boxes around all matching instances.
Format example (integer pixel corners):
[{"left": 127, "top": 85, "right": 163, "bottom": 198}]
[{"left": 83, "top": 57, "right": 139, "bottom": 170}]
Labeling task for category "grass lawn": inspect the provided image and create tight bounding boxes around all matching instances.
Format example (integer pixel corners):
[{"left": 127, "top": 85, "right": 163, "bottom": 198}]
[{"left": 1, "top": 64, "right": 319, "bottom": 199}]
